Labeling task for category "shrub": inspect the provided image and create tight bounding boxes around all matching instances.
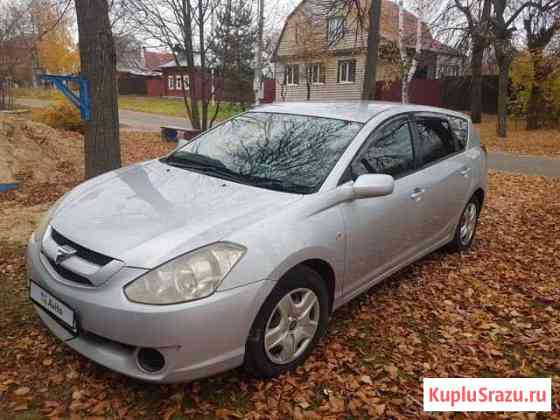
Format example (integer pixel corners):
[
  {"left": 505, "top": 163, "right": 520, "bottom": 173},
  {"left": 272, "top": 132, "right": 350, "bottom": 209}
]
[
  {"left": 33, "top": 100, "right": 85, "bottom": 133},
  {"left": 510, "top": 52, "right": 560, "bottom": 126}
]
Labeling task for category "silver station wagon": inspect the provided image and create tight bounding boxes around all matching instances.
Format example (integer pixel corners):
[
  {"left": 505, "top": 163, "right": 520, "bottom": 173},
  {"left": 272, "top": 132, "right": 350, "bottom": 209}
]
[{"left": 27, "top": 102, "right": 487, "bottom": 383}]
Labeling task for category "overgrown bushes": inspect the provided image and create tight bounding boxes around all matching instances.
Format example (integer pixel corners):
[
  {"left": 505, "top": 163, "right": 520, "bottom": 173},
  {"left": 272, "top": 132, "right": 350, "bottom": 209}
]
[
  {"left": 33, "top": 101, "right": 85, "bottom": 133},
  {"left": 510, "top": 53, "right": 560, "bottom": 128}
]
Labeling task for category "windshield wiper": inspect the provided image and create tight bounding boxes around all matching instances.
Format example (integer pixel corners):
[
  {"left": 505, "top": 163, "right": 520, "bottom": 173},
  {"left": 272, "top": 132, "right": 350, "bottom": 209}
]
[
  {"left": 248, "top": 178, "right": 312, "bottom": 194},
  {"left": 164, "top": 152, "right": 227, "bottom": 170},
  {"left": 163, "top": 154, "right": 311, "bottom": 194},
  {"left": 163, "top": 154, "right": 250, "bottom": 184}
]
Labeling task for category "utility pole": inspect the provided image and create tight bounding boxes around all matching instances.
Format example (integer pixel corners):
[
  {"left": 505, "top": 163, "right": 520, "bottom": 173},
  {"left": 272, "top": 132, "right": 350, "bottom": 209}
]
[{"left": 254, "top": 0, "right": 264, "bottom": 105}]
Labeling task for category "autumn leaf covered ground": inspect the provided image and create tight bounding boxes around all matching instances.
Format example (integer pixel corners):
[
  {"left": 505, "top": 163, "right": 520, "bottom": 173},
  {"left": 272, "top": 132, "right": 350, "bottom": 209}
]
[
  {"left": 1, "top": 118, "right": 560, "bottom": 419},
  {"left": 476, "top": 115, "right": 560, "bottom": 157}
]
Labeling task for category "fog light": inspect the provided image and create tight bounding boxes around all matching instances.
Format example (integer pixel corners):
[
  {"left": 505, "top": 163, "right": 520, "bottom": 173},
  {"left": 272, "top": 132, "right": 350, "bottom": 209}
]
[{"left": 137, "top": 348, "right": 165, "bottom": 373}]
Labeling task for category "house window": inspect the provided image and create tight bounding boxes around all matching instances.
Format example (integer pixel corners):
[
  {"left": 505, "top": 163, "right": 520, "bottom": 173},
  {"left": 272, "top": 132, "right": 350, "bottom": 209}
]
[
  {"left": 176, "top": 75, "right": 182, "bottom": 90},
  {"left": 327, "top": 16, "right": 344, "bottom": 45},
  {"left": 285, "top": 64, "right": 299, "bottom": 85},
  {"left": 439, "top": 64, "right": 459, "bottom": 78},
  {"left": 183, "top": 75, "right": 190, "bottom": 90},
  {"left": 337, "top": 59, "right": 356, "bottom": 83},
  {"left": 306, "top": 63, "right": 326, "bottom": 84},
  {"left": 168, "top": 75, "right": 175, "bottom": 90}
]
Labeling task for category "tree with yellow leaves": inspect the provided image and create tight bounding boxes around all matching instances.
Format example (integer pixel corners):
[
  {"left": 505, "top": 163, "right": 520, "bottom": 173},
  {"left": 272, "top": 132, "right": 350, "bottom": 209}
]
[{"left": 37, "top": 12, "right": 79, "bottom": 75}]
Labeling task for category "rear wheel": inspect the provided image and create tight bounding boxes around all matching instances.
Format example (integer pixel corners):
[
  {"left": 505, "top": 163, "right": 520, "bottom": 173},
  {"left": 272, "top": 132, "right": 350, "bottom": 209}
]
[
  {"left": 244, "top": 265, "right": 329, "bottom": 378},
  {"left": 449, "top": 196, "right": 480, "bottom": 252}
]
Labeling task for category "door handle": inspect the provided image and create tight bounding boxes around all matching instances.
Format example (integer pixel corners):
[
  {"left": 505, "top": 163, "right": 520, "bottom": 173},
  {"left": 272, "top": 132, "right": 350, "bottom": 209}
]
[
  {"left": 459, "top": 167, "right": 472, "bottom": 177},
  {"left": 410, "top": 188, "right": 425, "bottom": 201}
]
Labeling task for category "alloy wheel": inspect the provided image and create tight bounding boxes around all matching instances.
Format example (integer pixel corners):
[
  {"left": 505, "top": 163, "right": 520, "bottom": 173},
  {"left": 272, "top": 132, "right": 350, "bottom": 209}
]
[{"left": 459, "top": 202, "right": 478, "bottom": 246}]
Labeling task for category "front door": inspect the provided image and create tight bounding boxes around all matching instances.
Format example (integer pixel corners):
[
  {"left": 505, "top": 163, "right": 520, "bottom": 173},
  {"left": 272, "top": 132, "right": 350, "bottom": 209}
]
[{"left": 341, "top": 115, "right": 422, "bottom": 297}]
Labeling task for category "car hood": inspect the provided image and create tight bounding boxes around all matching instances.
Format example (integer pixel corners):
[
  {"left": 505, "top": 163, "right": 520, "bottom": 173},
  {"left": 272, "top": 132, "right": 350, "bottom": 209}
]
[{"left": 51, "top": 160, "right": 302, "bottom": 268}]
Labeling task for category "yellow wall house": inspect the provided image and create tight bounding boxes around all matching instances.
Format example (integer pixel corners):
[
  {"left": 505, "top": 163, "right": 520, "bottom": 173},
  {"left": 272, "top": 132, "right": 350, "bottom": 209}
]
[{"left": 272, "top": 0, "right": 463, "bottom": 102}]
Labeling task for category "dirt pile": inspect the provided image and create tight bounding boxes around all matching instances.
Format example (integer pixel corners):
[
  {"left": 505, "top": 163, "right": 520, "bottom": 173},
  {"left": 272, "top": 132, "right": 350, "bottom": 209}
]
[{"left": 0, "top": 116, "right": 84, "bottom": 185}]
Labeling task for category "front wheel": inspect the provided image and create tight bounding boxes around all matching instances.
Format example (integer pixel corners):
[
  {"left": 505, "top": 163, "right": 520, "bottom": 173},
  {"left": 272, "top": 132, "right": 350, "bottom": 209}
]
[
  {"left": 449, "top": 196, "right": 480, "bottom": 252},
  {"left": 244, "top": 265, "right": 329, "bottom": 378}
]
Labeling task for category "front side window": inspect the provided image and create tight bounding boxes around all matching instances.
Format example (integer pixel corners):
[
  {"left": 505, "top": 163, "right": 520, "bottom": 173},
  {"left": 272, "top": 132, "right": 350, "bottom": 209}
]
[
  {"left": 415, "top": 116, "right": 457, "bottom": 166},
  {"left": 327, "top": 16, "right": 344, "bottom": 45},
  {"left": 168, "top": 75, "right": 174, "bottom": 90},
  {"left": 351, "top": 117, "right": 415, "bottom": 179},
  {"left": 337, "top": 60, "right": 356, "bottom": 83},
  {"left": 285, "top": 64, "right": 299, "bottom": 85},
  {"left": 166, "top": 112, "right": 363, "bottom": 194}
]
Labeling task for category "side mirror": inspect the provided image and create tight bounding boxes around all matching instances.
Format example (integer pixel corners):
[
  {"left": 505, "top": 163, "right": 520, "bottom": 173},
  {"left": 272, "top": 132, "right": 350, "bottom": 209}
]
[
  {"left": 353, "top": 174, "right": 395, "bottom": 198},
  {"left": 177, "top": 139, "right": 189, "bottom": 149}
]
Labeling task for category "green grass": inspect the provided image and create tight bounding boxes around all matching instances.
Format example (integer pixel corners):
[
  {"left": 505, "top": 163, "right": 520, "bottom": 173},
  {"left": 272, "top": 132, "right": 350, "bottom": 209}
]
[
  {"left": 118, "top": 95, "right": 245, "bottom": 121},
  {"left": 13, "top": 87, "right": 63, "bottom": 101},
  {"left": 14, "top": 88, "right": 245, "bottom": 122}
]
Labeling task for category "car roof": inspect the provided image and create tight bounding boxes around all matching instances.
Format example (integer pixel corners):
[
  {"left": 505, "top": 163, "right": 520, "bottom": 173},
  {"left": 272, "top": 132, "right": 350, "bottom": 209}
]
[{"left": 252, "top": 101, "right": 469, "bottom": 124}]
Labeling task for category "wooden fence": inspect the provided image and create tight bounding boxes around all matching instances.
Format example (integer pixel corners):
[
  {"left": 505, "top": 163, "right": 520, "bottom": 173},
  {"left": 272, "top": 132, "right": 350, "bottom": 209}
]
[
  {"left": 375, "top": 76, "right": 499, "bottom": 113},
  {"left": 0, "top": 78, "right": 14, "bottom": 110}
]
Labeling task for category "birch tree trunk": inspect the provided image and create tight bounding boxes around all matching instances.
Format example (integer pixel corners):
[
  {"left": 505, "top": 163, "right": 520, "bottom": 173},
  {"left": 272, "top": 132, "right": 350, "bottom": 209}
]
[{"left": 398, "top": 0, "right": 423, "bottom": 104}]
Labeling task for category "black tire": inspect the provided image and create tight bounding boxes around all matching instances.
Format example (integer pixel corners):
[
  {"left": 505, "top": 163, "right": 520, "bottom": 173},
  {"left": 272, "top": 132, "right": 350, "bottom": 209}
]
[
  {"left": 449, "top": 195, "right": 481, "bottom": 252},
  {"left": 244, "top": 265, "right": 330, "bottom": 378}
]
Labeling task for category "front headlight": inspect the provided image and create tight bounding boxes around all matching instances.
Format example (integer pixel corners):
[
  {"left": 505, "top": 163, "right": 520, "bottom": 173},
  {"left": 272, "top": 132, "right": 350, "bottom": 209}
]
[
  {"left": 33, "top": 193, "right": 67, "bottom": 242},
  {"left": 124, "top": 242, "right": 246, "bottom": 305}
]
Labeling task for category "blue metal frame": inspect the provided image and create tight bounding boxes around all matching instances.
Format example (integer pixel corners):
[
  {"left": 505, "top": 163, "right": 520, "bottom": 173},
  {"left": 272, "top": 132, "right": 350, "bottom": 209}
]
[
  {"left": 0, "top": 182, "right": 18, "bottom": 193},
  {"left": 40, "top": 75, "right": 91, "bottom": 121}
]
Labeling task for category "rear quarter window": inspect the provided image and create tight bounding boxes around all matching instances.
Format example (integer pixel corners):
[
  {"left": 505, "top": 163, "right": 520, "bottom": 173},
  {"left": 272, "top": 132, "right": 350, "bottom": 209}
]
[{"left": 448, "top": 116, "right": 469, "bottom": 151}]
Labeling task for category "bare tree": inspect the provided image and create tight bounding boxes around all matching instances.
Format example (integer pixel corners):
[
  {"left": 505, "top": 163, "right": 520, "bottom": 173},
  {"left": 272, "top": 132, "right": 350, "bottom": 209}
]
[
  {"left": 451, "top": 0, "right": 493, "bottom": 123},
  {"left": 362, "top": 0, "right": 383, "bottom": 99},
  {"left": 489, "top": 0, "right": 543, "bottom": 137},
  {"left": 0, "top": 0, "right": 72, "bottom": 85},
  {"left": 124, "top": 0, "right": 220, "bottom": 131},
  {"left": 291, "top": 7, "right": 325, "bottom": 100},
  {"left": 522, "top": 0, "right": 560, "bottom": 129},
  {"left": 75, "top": 0, "right": 122, "bottom": 178},
  {"left": 397, "top": 0, "right": 428, "bottom": 103}
]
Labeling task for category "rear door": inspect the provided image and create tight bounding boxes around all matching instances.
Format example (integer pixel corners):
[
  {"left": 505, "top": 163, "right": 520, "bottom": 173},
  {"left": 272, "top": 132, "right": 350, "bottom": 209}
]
[{"left": 410, "top": 113, "right": 473, "bottom": 249}]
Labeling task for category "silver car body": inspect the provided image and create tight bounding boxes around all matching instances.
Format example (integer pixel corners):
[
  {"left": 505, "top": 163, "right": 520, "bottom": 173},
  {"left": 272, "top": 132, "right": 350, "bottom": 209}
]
[{"left": 27, "top": 102, "right": 487, "bottom": 383}]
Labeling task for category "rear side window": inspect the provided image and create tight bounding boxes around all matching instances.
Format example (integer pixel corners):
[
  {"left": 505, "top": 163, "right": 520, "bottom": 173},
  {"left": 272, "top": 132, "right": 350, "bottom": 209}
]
[
  {"left": 351, "top": 117, "right": 415, "bottom": 179},
  {"left": 414, "top": 117, "right": 457, "bottom": 166},
  {"left": 449, "top": 116, "right": 469, "bottom": 151}
]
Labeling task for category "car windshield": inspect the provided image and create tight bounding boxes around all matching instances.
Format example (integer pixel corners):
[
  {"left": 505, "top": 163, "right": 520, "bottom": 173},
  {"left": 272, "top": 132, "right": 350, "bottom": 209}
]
[{"left": 164, "top": 112, "right": 363, "bottom": 194}]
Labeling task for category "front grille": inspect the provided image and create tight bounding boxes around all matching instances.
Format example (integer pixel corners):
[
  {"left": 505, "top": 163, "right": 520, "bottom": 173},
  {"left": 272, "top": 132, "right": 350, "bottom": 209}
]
[
  {"left": 46, "top": 256, "right": 93, "bottom": 286},
  {"left": 45, "top": 229, "right": 114, "bottom": 287},
  {"left": 51, "top": 229, "right": 113, "bottom": 266}
]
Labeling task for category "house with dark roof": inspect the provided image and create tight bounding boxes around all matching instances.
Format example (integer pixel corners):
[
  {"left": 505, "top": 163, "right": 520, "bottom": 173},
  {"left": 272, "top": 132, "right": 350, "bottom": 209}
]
[
  {"left": 272, "top": 0, "right": 463, "bottom": 101},
  {"left": 116, "top": 47, "right": 173, "bottom": 96}
]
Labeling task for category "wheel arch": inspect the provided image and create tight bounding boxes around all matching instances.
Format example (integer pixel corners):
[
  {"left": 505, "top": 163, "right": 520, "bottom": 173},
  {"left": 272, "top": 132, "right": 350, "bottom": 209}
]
[
  {"left": 473, "top": 187, "right": 485, "bottom": 208},
  {"left": 298, "top": 259, "right": 336, "bottom": 313}
]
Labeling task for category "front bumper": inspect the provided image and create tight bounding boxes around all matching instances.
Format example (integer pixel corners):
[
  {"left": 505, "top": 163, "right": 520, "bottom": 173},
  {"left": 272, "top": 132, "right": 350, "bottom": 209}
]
[{"left": 26, "top": 237, "right": 272, "bottom": 383}]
